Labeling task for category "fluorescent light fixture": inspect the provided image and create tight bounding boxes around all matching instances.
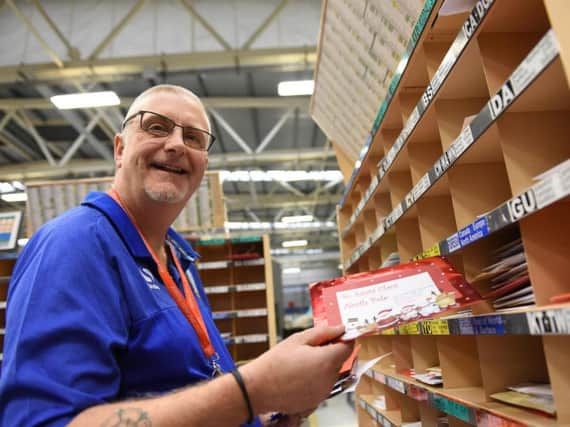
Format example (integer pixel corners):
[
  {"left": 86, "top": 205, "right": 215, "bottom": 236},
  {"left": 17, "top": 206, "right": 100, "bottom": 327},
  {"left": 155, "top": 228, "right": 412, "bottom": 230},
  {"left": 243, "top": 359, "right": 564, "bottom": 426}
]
[
  {"left": 50, "top": 91, "right": 120, "bottom": 109},
  {"left": 283, "top": 267, "right": 301, "bottom": 274},
  {"left": 278, "top": 80, "right": 314, "bottom": 96},
  {"left": 282, "top": 239, "right": 308, "bottom": 248},
  {"left": 1, "top": 192, "right": 27, "bottom": 202},
  {"left": 224, "top": 221, "right": 336, "bottom": 231},
  {"left": 219, "top": 170, "right": 342, "bottom": 182},
  {"left": 281, "top": 215, "right": 313, "bottom": 223}
]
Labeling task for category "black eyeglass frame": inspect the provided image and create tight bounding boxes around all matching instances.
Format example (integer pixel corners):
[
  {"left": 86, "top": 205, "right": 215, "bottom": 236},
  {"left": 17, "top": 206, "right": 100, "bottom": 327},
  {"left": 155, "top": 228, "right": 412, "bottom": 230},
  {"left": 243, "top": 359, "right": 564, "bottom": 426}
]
[{"left": 122, "top": 110, "right": 216, "bottom": 152}]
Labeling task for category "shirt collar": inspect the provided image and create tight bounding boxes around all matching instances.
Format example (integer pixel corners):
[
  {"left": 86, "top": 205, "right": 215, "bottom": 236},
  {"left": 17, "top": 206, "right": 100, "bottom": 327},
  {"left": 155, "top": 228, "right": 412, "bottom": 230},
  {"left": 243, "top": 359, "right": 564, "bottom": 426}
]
[{"left": 82, "top": 191, "right": 200, "bottom": 264}]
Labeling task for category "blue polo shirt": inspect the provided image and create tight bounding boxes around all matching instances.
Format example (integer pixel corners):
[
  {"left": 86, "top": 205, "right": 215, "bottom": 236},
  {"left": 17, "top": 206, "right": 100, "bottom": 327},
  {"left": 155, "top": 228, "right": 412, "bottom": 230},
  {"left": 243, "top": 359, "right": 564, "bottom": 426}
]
[{"left": 0, "top": 192, "right": 261, "bottom": 427}]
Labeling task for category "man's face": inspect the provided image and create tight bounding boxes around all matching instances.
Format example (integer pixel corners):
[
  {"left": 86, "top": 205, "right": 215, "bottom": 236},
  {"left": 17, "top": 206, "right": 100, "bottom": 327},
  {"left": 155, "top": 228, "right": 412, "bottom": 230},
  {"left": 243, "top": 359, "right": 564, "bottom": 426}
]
[{"left": 114, "top": 91, "right": 209, "bottom": 206}]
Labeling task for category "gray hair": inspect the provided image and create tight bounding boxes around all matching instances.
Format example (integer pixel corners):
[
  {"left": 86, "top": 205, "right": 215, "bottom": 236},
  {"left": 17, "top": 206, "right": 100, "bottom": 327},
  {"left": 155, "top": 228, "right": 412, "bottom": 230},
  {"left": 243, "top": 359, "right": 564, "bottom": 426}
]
[{"left": 123, "top": 84, "right": 211, "bottom": 133}]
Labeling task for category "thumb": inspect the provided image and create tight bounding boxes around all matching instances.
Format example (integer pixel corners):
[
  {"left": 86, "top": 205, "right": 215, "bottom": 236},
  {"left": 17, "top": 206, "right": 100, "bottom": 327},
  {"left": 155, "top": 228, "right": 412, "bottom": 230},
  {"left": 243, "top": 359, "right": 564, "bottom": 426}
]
[{"left": 298, "top": 324, "right": 346, "bottom": 346}]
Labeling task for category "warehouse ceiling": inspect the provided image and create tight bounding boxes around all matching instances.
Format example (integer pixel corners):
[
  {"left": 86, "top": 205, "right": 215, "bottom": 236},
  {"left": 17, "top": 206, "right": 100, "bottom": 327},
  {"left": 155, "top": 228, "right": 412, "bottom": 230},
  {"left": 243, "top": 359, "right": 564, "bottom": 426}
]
[{"left": 0, "top": 0, "right": 343, "bottom": 267}]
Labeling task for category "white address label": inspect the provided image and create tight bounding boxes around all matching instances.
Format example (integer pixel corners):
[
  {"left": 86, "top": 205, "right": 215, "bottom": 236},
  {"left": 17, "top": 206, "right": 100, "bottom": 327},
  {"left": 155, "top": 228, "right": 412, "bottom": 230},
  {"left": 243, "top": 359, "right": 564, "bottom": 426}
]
[{"left": 510, "top": 29, "right": 559, "bottom": 95}]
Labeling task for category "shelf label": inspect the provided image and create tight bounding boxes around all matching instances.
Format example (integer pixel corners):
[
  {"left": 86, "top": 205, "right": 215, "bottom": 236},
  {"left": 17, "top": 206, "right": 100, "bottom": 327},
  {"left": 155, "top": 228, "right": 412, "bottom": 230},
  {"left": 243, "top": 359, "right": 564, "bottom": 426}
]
[
  {"left": 421, "top": 319, "right": 450, "bottom": 335},
  {"left": 431, "top": 48, "right": 457, "bottom": 93},
  {"left": 489, "top": 80, "right": 515, "bottom": 120},
  {"left": 462, "top": 0, "right": 495, "bottom": 39},
  {"left": 399, "top": 322, "right": 420, "bottom": 335},
  {"left": 527, "top": 309, "right": 570, "bottom": 335},
  {"left": 458, "top": 217, "right": 489, "bottom": 247},
  {"left": 457, "top": 318, "right": 475, "bottom": 335},
  {"left": 472, "top": 315, "right": 505, "bottom": 335},
  {"left": 450, "top": 126, "right": 474, "bottom": 160},
  {"left": 412, "top": 175, "right": 431, "bottom": 201},
  {"left": 424, "top": 243, "right": 441, "bottom": 258},
  {"left": 404, "top": 191, "right": 415, "bottom": 210},
  {"left": 386, "top": 376, "right": 406, "bottom": 394},
  {"left": 507, "top": 189, "right": 538, "bottom": 222},
  {"left": 510, "top": 29, "right": 559, "bottom": 96},
  {"left": 381, "top": 328, "right": 396, "bottom": 335},
  {"left": 533, "top": 173, "right": 567, "bottom": 209},
  {"left": 446, "top": 233, "right": 461, "bottom": 253},
  {"left": 421, "top": 84, "right": 434, "bottom": 111},
  {"left": 432, "top": 150, "right": 453, "bottom": 180},
  {"left": 431, "top": 395, "right": 473, "bottom": 424}
]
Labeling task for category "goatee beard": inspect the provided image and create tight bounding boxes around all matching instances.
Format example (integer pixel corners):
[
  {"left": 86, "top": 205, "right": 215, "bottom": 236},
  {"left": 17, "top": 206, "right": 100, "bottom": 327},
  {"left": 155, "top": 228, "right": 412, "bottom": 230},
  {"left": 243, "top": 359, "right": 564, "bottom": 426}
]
[{"left": 144, "top": 187, "right": 183, "bottom": 204}]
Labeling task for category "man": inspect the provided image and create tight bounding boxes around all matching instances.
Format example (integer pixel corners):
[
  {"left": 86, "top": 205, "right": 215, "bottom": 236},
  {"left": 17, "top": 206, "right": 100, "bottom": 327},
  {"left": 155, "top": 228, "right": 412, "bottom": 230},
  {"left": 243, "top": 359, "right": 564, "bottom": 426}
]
[{"left": 0, "top": 85, "right": 353, "bottom": 426}]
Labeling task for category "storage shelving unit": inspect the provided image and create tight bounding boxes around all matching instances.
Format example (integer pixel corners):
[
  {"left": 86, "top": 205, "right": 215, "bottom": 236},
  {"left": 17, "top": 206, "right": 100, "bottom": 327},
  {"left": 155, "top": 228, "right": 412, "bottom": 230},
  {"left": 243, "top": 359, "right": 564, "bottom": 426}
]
[
  {"left": 193, "top": 234, "right": 277, "bottom": 364},
  {"left": 318, "top": 0, "right": 570, "bottom": 425},
  {"left": 24, "top": 171, "right": 226, "bottom": 236}
]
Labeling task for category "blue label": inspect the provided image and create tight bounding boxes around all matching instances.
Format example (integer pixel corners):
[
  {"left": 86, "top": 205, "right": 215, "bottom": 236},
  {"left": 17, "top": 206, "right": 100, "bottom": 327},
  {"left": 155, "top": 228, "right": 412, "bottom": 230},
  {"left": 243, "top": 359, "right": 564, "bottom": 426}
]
[
  {"left": 458, "top": 217, "right": 489, "bottom": 247},
  {"left": 458, "top": 318, "right": 475, "bottom": 335},
  {"left": 473, "top": 315, "right": 505, "bottom": 335},
  {"left": 447, "top": 233, "right": 461, "bottom": 252}
]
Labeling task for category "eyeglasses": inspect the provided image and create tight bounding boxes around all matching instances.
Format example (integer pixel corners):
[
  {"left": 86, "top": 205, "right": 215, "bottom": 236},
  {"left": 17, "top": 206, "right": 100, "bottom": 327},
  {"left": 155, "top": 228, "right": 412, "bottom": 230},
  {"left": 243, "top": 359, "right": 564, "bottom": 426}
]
[{"left": 122, "top": 110, "right": 216, "bottom": 152}]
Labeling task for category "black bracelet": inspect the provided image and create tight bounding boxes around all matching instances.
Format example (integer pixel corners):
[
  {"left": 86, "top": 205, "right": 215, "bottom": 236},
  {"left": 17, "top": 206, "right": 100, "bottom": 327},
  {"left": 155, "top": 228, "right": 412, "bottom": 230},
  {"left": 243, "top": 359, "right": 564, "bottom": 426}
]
[{"left": 230, "top": 368, "right": 254, "bottom": 424}]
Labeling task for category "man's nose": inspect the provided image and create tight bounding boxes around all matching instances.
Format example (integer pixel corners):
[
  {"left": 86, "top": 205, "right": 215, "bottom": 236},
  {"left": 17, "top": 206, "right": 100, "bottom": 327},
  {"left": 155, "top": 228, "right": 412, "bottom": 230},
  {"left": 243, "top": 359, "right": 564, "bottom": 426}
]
[{"left": 164, "top": 126, "right": 186, "bottom": 151}]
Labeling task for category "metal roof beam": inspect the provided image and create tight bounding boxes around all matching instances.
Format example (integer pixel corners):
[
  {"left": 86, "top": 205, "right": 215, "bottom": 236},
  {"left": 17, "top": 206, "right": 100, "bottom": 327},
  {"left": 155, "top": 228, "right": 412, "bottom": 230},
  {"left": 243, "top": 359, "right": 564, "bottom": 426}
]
[
  {"left": 88, "top": 0, "right": 147, "bottom": 60},
  {"left": 208, "top": 109, "right": 253, "bottom": 154},
  {"left": 242, "top": 0, "right": 289, "bottom": 50},
  {"left": 31, "top": 0, "right": 80, "bottom": 60},
  {"left": 0, "top": 96, "right": 309, "bottom": 111},
  {"left": 179, "top": 0, "right": 232, "bottom": 51},
  {"left": 255, "top": 109, "right": 292, "bottom": 153},
  {"left": 0, "top": 148, "right": 337, "bottom": 180},
  {"left": 12, "top": 111, "right": 56, "bottom": 165},
  {"left": 6, "top": 0, "right": 63, "bottom": 68},
  {"left": 35, "top": 85, "right": 114, "bottom": 160},
  {"left": 0, "top": 47, "right": 316, "bottom": 84}
]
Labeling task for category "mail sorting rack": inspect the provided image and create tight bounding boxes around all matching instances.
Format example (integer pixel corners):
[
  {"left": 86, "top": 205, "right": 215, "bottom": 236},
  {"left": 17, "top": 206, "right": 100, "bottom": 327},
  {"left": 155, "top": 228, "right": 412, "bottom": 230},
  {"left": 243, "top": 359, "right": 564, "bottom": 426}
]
[
  {"left": 24, "top": 171, "right": 226, "bottom": 236},
  {"left": 324, "top": 0, "right": 570, "bottom": 425},
  {"left": 193, "top": 235, "right": 276, "bottom": 364}
]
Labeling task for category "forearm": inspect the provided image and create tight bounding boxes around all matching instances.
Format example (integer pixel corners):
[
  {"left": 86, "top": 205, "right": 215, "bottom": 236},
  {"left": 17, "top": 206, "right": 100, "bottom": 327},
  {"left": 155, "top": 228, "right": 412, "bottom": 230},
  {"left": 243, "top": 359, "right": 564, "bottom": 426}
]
[{"left": 69, "top": 372, "right": 250, "bottom": 427}]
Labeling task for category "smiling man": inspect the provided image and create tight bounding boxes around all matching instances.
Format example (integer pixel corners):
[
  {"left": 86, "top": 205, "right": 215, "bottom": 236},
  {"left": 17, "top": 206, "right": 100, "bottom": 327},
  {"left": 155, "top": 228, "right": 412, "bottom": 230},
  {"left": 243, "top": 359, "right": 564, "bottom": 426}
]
[{"left": 0, "top": 85, "right": 353, "bottom": 427}]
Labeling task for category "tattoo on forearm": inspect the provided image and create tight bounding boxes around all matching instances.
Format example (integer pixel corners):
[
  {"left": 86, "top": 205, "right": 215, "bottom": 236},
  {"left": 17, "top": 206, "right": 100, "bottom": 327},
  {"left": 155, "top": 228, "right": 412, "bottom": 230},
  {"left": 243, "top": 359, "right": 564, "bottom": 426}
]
[{"left": 101, "top": 408, "right": 152, "bottom": 426}]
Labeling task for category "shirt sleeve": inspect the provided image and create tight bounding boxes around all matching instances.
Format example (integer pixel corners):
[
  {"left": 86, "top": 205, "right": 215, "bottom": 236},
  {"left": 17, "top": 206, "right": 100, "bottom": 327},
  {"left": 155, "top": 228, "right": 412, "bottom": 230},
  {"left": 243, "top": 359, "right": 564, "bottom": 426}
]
[{"left": 0, "top": 213, "right": 130, "bottom": 427}]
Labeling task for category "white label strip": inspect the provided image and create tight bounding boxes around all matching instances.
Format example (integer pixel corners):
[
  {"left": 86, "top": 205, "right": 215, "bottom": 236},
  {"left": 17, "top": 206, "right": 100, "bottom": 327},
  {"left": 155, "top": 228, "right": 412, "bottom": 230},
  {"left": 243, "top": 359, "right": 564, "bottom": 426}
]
[
  {"left": 237, "top": 308, "right": 268, "bottom": 317},
  {"left": 527, "top": 309, "right": 570, "bottom": 335},
  {"left": 236, "top": 283, "right": 266, "bottom": 292},
  {"left": 205, "top": 286, "right": 230, "bottom": 294},
  {"left": 412, "top": 175, "right": 431, "bottom": 201},
  {"left": 510, "top": 30, "right": 559, "bottom": 95},
  {"left": 449, "top": 125, "right": 474, "bottom": 160}
]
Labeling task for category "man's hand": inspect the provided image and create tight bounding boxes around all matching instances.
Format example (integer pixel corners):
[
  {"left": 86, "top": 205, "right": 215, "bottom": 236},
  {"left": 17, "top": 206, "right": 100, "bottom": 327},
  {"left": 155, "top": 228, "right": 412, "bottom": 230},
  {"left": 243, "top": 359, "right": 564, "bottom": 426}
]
[{"left": 241, "top": 325, "right": 354, "bottom": 416}]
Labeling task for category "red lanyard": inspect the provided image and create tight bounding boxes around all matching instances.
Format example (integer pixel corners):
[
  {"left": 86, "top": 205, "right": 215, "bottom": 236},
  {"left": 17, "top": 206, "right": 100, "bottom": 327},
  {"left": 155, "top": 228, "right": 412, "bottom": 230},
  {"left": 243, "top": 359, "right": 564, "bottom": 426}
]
[{"left": 107, "top": 188, "right": 216, "bottom": 360}]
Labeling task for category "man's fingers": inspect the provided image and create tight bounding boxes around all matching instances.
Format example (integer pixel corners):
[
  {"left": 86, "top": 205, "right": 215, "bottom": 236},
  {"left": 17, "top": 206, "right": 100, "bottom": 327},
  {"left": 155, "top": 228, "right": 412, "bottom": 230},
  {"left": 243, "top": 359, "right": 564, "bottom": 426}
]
[{"left": 298, "top": 325, "right": 346, "bottom": 346}]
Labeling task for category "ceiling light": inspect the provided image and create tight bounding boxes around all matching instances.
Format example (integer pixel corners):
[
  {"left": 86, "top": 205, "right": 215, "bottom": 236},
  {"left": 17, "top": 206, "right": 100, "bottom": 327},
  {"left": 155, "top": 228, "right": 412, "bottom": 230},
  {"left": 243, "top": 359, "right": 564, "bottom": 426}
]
[
  {"left": 283, "top": 267, "right": 301, "bottom": 274},
  {"left": 281, "top": 215, "right": 314, "bottom": 223},
  {"left": 1, "top": 192, "right": 27, "bottom": 202},
  {"left": 219, "top": 170, "right": 343, "bottom": 182},
  {"left": 277, "top": 80, "right": 314, "bottom": 96},
  {"left": 50, "top": 91, "right": 120, "bottom": 109},
  {"left": 282, "top": 239, "right": 308, "bottom": 248}
]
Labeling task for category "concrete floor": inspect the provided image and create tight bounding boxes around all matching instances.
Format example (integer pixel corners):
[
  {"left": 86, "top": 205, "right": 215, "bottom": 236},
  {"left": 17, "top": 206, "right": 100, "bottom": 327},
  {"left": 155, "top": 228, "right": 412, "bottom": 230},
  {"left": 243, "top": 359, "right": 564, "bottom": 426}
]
[{"left": 308, "top": 392, "right": 358, "bottom": 427}]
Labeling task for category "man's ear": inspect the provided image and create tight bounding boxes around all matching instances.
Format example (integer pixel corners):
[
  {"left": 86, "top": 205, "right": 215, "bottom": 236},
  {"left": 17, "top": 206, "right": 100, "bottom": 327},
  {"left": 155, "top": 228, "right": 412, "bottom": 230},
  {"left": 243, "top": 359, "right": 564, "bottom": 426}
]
[{"left": 114, "top": 133, "right": 124, "bottom": 168}]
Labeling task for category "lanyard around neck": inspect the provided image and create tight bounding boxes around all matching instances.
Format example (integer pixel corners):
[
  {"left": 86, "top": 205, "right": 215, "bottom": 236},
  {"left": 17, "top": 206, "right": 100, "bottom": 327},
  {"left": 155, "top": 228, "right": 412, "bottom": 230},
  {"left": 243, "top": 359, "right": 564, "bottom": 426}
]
[{"left": 107, "top": 188, "right": 216, "bottom": 360}]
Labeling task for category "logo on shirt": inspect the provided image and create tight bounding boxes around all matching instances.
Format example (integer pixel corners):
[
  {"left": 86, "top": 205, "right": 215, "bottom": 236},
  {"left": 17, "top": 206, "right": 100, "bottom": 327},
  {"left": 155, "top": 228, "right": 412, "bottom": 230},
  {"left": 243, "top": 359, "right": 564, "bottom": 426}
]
[{"left": 140, "top": 267, "right": 160, "bottom": 290}]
